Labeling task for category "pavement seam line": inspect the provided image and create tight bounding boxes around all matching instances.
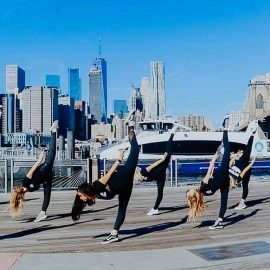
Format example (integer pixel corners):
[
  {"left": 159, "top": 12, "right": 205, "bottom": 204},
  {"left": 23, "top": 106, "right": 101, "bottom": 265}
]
[
  {"left": 104, "top": 251, "right": 112, "bottom": 270},
  {"left": 8, "top": 253, "right": 23, "bottom": 270}
]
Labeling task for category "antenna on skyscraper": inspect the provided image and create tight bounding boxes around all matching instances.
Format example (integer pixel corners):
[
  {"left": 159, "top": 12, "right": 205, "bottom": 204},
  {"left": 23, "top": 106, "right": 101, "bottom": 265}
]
[{"left": 98, "top": 36, "right": 102, "bottom": 57}]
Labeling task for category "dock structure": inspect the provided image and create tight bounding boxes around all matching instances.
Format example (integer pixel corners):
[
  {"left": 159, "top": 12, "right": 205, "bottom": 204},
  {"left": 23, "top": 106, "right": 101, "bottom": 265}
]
[{"left": 0, "top": 182, "right": 270, "bottom": 269}]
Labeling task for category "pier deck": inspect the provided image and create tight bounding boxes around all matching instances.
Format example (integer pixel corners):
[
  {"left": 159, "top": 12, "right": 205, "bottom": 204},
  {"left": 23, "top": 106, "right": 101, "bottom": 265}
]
[{"left": 1, "top": 182, "right": 270, "bottom": 269}]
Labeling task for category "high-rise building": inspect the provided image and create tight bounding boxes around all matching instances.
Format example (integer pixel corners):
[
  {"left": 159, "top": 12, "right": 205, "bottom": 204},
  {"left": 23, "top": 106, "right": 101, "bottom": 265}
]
[
  {"left": 58, "top": 95, "right": 75, "bottom": 137},
  {"left": 178, "top": 114, "right": 212, "bottom": 131},
  {"left": 129, "top": 86, "right": 143, "bottom": 112},
  {"left": 88, "top": 57, "right": 107, "bottom": 123},
  {"left": 150, "top": 61, "right": 165, "bottom": 119},
  {"left": 46, "top": 75, "right": 60, "bottom": 89},
  {"left": 6, "top": 65, "right": 25, "bottom": 94},
  {"left": 74, "top": 101, "right": 87, "bottom": 140},
  {"left": 113, "top": 100, "right": 128, "bottom": 118},
  {"left": 0, "top": 94, "right": 7, "bottom": 134},
  {"left": 22, "top": 86, "right": 58, "bottom": 133},
  {"left": 140, "top": 77, "right": 151, "bottom": 120},
  {"left": 68, "top": 68, "right": 81, "bottom": 101},
  {"left": 0, "top": 94, "right": 22, "bottom": 134}
]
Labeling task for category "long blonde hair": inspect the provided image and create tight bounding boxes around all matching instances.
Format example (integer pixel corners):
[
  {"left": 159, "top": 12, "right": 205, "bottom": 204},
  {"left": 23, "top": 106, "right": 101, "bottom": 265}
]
[
  {"left": 229, "top": 175, "right": 237, "bottom": 189},
  {"left": 10, "top": 186, "right": 26, "bottom": 217},
  {"left": 186, "top": 189, "right": 206, "bottom": 222}
]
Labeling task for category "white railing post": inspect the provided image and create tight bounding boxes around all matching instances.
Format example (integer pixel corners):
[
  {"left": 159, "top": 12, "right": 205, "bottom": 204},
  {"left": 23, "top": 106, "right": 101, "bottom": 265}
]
[
  {"left": 170, "top": 156, "right": 173, "bottom": 187},
  {"left": 4, "top": 159, "right": 8, "bottom": 194},
  {"left": 10, "top": 158, "right": 14, "bottom": 190},
  {"left": 103, "top": 158, "right": 106, "bottom": 176}
]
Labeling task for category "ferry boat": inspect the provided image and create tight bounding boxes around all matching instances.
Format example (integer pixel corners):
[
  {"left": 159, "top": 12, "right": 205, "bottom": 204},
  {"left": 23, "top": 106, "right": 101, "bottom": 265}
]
[{"left": 98, "top": 120, "right": 270, "bottom": 174}]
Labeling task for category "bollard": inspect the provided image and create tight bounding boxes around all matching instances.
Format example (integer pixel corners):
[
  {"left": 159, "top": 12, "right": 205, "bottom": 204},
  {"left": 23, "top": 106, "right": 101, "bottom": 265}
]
[
  {"left": 91, "top": 158, "right": 99, "bottom": 183},
  {"left": 58, "top": 135, "right": 65, "bottom": 160},
  {"left": 67, "top": 130, "right": 75, "bottom": 159}
]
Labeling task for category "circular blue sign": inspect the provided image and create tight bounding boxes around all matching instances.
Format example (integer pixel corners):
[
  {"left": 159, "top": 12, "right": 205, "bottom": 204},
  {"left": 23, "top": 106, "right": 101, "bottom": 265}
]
[{"left": 255, "top": 142, "right": 264, "bottom": 152}]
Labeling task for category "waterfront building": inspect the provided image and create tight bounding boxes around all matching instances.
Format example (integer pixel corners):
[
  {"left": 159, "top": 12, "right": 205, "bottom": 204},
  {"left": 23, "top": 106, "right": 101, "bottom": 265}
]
[
  {"left": 68, "top": 68, "right": 81, "bottom": 101},
  {"left": 0, "top": 94, "right": 7, "bottom": 134},
  {"left": 129, "top": 86, "right": 143, "bottom": 112},
  {"left": 178, "top": 114, "right": 212, "bottom": 131},
  {"left": 6, "top": 65, "right": 25, "bottom": 94},
  {"left": 244, "top": 73, "right": 270, "bottom": 121},
  {"left": 140, "top": 77, "right": 152, "bottom": 120},
  {"left": 113, "top": 99, "right": 128, "bottom": 118},
  {"left": 150, "top": 61, "right": 165, "bottom": 119},
  {"left": 88, "top": 57, "right": 107, "bottom": 123},
  {"left": 91, "top": 123, "right": 115, "bottom": 140},
  {"left": 58, "top": 95, "right": 75, "bottom": 137},
  {"left": 22, "top": 86, "right": 58, "bottom": 133},
  {"left": 46, "top": 75, "right": 60, "bottom": 89},
  {"left": 112, "top": 116, "right": 125, "bottom": 140},
  {"left": 228, "top": 111, "right": 249, "bottom": 128},
  {"left": 0, "top": 94, "right": 21, "bottom": 134},
  {"left": 227, "top": 73, "right": 270, "bottom": 130},
  {"left": 75, "top": 100, "right": 87, "bottom": 140}
]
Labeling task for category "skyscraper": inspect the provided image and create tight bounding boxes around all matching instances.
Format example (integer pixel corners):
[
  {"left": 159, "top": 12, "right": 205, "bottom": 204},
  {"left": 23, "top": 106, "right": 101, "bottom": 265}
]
[
  {"left": 68, "top": 68, "right": 81, "bottom": 101},
  {"left": 22, "top": 86, "right": 58, "bottom": 133},
  {"left": 113, "top": 100, "right": 128, "bottom": 118},
  {"left": 88, "top": 58, "right": 107, "bottom": 123},
  {"left": 46, "top": 75, "right": 60, "bottom": 89},
  {"left": 150, "top": 61, "right": 165, "bottom": 119},
  {"left": 58, "top": 95, "right": 75, "bottom": 137},
  {"left": 6, "top": 65, "right": 25, "bottom": 94},
  {"left": 140, "top": 77, "right": 151, "bottom": 120}
]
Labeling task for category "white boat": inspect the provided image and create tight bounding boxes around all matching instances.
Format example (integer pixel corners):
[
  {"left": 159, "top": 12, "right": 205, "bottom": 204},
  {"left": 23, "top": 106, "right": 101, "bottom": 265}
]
[{"left": 98, "top": 120, "right": 270, "bottom": 161}]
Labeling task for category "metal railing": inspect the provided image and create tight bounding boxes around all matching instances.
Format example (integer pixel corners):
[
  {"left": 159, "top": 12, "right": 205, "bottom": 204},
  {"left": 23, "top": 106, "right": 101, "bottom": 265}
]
[
  {"left": 0, "top": 148, "right": 84, "bottom": 161},
  {"left": 0, "top": 158, "right": 91, "bottom": 194}
]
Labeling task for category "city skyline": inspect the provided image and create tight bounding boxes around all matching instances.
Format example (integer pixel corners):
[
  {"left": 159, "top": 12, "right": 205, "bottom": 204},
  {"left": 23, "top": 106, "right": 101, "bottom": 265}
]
[{"left": 1, "top": 1, "right": 270, "bottom": 127}]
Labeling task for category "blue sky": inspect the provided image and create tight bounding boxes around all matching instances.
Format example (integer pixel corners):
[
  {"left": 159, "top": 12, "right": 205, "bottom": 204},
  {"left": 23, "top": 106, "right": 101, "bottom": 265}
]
[{"left": 1, "top": 0, "right": 270, "bottom": 127}]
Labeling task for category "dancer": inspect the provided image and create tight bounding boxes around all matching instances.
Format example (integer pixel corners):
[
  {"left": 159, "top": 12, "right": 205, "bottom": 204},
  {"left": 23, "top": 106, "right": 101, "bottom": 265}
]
[
  {"left": 229, "top": 121, "right": 258, "bottom": 209},
  {"left": 186, "top": 117, "right": 231, "bottom": 229},
  {"left": 10, "top": 120, "right": 58, "bottom": 222},
  {"left": 134, "top": 127, "right": 177, "bottom": 216},
  {"left": 72, "top": 120, "right": 140, "bottom": 244}
]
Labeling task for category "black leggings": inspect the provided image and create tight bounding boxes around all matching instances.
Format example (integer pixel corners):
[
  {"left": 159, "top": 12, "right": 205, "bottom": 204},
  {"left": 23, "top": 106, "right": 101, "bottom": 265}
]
[
  {"left": 210, "top": 130, "right": 230, "bottom": 219},
  {"left": 112, "top": 131, "right": 140, "bottom": 231},
  {"left": 234, "top": 135, "right": 254, "bottom": 172},
  {"left": 145, "top": 134, "right": 174, "bottom": 209},
  {"left": 37, "top": 132, "right": 56, "bottom": 211},
  {"left": 242, "top": 169, "right": 251, "bottom": 200}
]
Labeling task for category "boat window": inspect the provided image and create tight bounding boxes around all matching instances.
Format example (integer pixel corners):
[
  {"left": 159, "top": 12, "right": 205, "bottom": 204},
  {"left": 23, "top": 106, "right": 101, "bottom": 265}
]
[{"left": 142, "top": 141, "right": 245, "bottom": 155}]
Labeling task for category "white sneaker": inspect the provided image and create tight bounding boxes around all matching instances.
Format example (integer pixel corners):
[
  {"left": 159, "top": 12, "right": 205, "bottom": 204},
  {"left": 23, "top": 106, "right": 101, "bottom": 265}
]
[
  {"left": 209, "top": 219, "right": 224, "bottom": 229},
  {"left": 147, "top": 208, "right": 159, "bottom": 216},
  {"left": 50, "top": 120, "right": 59, "bottom": 132},
  {"left": 170, "top": 126, "right": 178, "bottom": 135},
  {"left": 235, "top": 200, "right": 246, "bottom": 210},
  {"left": 34, "top": 211, "right": 47, "bottom": 222}
]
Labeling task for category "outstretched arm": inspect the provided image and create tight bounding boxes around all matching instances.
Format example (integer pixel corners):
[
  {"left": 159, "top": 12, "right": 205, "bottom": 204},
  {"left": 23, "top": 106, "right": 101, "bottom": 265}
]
[
  {"left": 240, "top": 156, "right": 256, "bottom": 179},
  {"left": 98, "top": 150, "right": 125, "bottom": 186},
  {"left": 145, "top": 153, "right": 168, "bottom": 173},
  {"left": 202, "top": 153, "right": 219, "bottom": 184},
  {"left": 26, "top": 150, "right": 44, "bottom": 179}
]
